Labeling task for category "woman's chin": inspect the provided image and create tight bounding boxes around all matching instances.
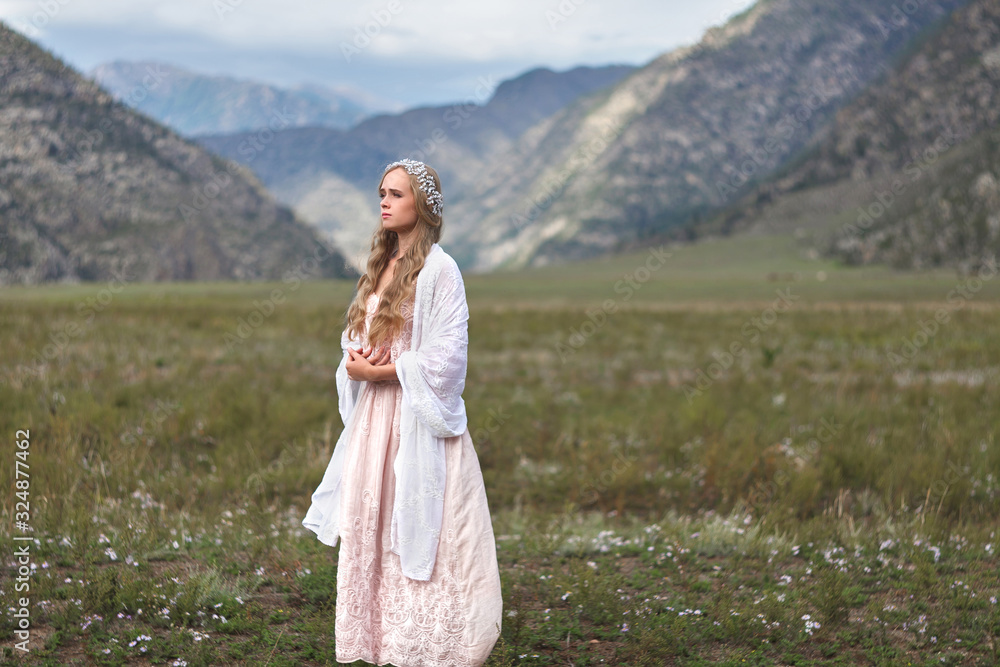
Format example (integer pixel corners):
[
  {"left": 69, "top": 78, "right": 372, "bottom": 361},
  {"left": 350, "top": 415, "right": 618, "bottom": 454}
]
[{"left": 382, "top": 221, "right": 416, "bottom": 234}]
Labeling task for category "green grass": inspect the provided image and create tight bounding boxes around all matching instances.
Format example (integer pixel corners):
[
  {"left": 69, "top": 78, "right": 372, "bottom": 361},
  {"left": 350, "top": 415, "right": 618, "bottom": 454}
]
[{"left": 1, "top": 231, "right": 998, "bottom": 665}]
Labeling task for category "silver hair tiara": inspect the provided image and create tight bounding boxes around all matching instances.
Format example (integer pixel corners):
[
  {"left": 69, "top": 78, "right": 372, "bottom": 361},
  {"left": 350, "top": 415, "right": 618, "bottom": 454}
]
[{"left": 383, "top": 159, "right": 444, "bottom": 217}]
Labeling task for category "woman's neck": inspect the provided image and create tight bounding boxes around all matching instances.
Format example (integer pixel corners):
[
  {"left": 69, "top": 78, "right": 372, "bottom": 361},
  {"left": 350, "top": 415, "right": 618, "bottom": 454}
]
[{"left": 395, "top": 229, "right": 416, "bottom": 258}]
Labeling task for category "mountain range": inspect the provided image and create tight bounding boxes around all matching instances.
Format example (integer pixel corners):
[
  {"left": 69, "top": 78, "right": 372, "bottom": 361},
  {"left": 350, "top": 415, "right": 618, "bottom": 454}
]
[
  {"left": 191, "top": 0, "right": 975, "bottom": 273},
  {"left": 0, "top": 22, "right": 355, "bottom": 285},
  {"left": 3, "top": 0, "right": 996, "bottom": 283},
  {"left": 442, "top": 0, "right": 974, "bottom": 271},
  {"left": 194, "top": 64, "right": 636, "bottom": 270},
  {"left": 89, "top": 60, "right": 384, "bottom": 136}
]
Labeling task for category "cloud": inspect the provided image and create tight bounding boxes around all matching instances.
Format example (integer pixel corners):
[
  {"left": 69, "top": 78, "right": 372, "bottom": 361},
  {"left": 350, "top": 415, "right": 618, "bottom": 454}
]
[
  {"left": 0, "top": 0, "right": 756, "bottom": 106},
  {"left": 1, "top": 0, "right": 755, "bottom": 64}
]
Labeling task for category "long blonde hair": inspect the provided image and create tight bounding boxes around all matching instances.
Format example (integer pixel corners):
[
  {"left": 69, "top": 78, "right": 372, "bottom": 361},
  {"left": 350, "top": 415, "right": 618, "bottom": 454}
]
[{"left": 345, "top": 163, "right": 444, "bottom": 348}]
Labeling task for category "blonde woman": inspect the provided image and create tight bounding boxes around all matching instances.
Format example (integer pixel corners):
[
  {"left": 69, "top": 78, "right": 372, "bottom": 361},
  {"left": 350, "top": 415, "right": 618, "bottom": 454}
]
[{"left": 302, "top": 159, "right": 503, "bottom": 666}]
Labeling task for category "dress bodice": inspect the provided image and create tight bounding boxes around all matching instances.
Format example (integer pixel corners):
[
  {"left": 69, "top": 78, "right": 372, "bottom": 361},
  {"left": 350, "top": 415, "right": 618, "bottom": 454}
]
[{"left": 363, "top": 292, "right": 414, "bottom": 365}]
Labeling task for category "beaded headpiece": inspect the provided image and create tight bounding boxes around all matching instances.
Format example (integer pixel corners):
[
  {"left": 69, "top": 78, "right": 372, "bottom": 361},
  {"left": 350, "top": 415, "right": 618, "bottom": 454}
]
[{"left": 382, "top": 159, "right": 444, "bottom": 217}]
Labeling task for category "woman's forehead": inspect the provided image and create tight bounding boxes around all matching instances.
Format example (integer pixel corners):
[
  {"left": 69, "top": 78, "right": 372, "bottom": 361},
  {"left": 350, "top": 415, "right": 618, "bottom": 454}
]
[{"left": 380, "top": 168, "right": 410, "bottom": 190}]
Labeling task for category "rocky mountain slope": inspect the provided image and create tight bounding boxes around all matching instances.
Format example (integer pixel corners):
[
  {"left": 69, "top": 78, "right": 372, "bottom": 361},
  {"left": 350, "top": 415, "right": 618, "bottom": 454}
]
[
  {"left": 90, "top": 60, "right": 375, "bottom": 136},
  {"left": 440, "top": 0, "right": 971, "bottom": 271},
  {"left": 0, "top": 22, "right": 355, "bottom": 285},
  {"left": 715, "top": 0, "right": 1000, "bottom": 270},
  {"left": 193, "top": 65, "right": 635, "bottom": 270}
]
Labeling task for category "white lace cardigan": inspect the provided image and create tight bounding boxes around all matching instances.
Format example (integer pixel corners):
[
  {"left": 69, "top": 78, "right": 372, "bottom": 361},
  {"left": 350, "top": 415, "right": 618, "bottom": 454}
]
[{"left": 311, "top": 243, "right": 470, "bottom": 581}]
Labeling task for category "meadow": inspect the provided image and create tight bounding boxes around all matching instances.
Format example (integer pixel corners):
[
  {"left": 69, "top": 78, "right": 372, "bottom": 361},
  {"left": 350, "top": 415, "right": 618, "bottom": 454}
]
[{"left": 1, "top": 231, "right": 999, "bottom": 665}]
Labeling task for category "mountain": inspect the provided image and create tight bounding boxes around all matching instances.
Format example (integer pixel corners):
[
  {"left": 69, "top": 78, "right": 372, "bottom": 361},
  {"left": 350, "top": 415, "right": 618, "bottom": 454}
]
[
  {"left": 193, "top": 65, "right": 636, "bottom": 270},
  {"left": 439, "top": 0, "right": 972, "bottom": 271},
  {"left": 710, "top": 0, "right": 1000, "bottom": 271},
  {"left": 0, "top": 23, "right": 355, "bottom": 285},
  {"left": 89, "top": 60, "right": 379, "bottom": 136}
]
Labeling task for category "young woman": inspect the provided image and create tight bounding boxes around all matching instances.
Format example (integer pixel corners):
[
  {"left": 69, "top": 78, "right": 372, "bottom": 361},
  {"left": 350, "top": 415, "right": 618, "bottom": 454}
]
[{"left": 302, "top": 159, "right": 503, "bottom": 666}]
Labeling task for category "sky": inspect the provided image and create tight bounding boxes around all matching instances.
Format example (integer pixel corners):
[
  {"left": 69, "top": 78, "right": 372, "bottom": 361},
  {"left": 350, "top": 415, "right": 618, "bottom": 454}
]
[{"left": 0, "top": 0, "right": 757, "bottom": 110}]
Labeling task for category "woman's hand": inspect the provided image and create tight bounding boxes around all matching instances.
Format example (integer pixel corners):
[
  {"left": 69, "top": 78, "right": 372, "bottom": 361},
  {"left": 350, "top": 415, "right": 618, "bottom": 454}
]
[{"left": 345, "top": 344, "right": 393, "bottom": 382}]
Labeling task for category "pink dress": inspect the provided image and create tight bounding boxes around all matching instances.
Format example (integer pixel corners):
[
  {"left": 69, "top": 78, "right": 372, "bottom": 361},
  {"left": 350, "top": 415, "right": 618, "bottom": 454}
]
[{"left": 333, "top": 293, "right": 502, "bottom": 666}]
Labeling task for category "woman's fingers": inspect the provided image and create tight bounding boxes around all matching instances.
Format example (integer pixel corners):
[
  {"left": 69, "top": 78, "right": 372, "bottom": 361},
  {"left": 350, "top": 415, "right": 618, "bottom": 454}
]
[{"left": 350, "top": 344, "right": 390, "bottom": 365}]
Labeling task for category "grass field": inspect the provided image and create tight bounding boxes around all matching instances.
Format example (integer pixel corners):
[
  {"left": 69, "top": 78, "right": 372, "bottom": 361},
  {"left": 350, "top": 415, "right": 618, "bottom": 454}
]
[{"left": 1, "top": 231, "right": 999, "bottom": 665}]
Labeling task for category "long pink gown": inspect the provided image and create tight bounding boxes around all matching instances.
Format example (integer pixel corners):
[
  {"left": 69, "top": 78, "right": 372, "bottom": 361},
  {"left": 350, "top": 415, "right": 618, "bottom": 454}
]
[{"left": 331, "top": 293, "right": 503, "bottom": 666}]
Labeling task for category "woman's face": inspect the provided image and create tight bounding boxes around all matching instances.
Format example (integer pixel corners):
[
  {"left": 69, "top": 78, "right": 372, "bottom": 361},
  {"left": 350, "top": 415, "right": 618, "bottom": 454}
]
[{"left": 379, "top": 168, "right": 418, "bottom": 234}]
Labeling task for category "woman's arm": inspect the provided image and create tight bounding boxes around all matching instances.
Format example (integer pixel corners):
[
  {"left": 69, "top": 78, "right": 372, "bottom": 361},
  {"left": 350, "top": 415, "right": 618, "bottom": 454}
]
[
  {"left": 336, "top": 330, "right": 366, "bottom": 425},
  {"left": 345, "top": 345, "right": 395, "bottom": 382}
]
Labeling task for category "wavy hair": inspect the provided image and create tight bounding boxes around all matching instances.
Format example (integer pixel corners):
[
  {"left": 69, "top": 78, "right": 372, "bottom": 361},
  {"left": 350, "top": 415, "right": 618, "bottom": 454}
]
[{"left": 345, "top": 163, "right": 444, "bottom": 348}]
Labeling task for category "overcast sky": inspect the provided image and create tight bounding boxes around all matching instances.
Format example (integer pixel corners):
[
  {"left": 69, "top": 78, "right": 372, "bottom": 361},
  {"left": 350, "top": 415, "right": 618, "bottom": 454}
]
[{"left": 0, "top": 0, "right": 756, "bottom": 109}]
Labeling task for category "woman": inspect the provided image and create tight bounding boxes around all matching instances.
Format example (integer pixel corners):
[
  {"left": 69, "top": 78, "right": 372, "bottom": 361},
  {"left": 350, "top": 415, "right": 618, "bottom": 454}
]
[{"left": 302, "top": 159, "right": 503, "bottom": 666}]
